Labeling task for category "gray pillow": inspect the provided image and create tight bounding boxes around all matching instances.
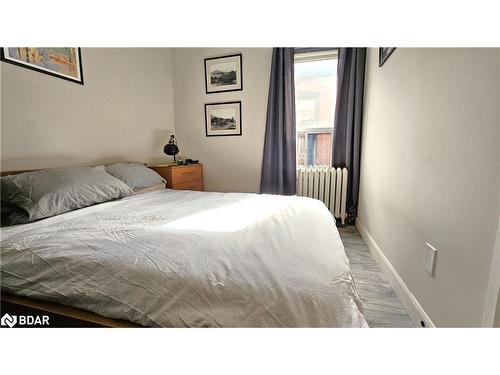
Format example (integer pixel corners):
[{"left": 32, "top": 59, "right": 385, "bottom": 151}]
[
  {"left": 105, "top": 163, "right": 165, "bottom": 190},
  {"left": 134, "top": 183, "right": 166, "bottom": 194},
  {"left": 0, "top": 166, "right": 134, "bottom": 224}
]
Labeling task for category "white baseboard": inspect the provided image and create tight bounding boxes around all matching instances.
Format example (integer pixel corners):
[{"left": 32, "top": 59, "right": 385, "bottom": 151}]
[{"left": 355, "top": 218, "right": 435, "bottom": 328}]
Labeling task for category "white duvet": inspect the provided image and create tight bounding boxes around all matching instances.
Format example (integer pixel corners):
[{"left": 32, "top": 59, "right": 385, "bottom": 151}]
[{"left": 0, "top": 189, "right": 367, "bottom": 327}]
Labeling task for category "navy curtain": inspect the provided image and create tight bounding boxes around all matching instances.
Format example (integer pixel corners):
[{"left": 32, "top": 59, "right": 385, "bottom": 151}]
[
  {"left": 332, "top": 48, "right": 366, "bottom": 222},
  {"left": 260, "top": 48, "right": 296, "bottom": 195}
]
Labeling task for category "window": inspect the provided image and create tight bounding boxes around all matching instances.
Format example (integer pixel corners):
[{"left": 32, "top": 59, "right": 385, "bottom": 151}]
[{"left": 294, "top": 50, "right": 338, "bottom": 167}]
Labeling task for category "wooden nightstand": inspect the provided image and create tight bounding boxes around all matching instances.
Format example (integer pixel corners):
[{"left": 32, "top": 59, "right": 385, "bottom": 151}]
[{"left": 150, "top": 164, "right": 203, "bottom": 191}]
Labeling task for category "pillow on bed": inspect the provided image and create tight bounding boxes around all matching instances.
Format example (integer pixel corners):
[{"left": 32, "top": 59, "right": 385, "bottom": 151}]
[
  {"left": 105, "top": 162, "right": 165, "bottom": 190},
  {"left": 0, "top": 166, "right": 134, "bottom": 225},
  {"left": 134, "top": 183, "right": 166, "bottom": 194}
]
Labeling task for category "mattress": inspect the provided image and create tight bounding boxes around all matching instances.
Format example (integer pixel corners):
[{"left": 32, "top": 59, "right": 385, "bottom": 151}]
[{"left": 0, "top": 189, "right": 367, "bottom": 327}]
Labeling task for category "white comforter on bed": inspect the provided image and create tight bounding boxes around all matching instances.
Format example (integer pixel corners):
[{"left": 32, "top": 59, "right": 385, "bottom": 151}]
[{"left": 0, "top": 189, "right": 367, "bottom": 327}]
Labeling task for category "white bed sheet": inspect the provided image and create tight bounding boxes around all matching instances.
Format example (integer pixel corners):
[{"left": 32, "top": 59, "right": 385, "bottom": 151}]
[{"left": 0, "top": 189, "right": 367, "bottom": 327}]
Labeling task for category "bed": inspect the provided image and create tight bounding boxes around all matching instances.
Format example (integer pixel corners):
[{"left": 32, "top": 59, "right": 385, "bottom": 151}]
[{"left": 1, "top": 169, "right": 367, "bottom": 328}]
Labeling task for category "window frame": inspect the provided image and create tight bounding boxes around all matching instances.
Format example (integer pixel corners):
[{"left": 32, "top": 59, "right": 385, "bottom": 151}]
[
  {"left": 294, "top": 49, "right": 338, "bottom": 168},
  {"left": 294, "top": 49, "right": 338, "bottom": 64}
]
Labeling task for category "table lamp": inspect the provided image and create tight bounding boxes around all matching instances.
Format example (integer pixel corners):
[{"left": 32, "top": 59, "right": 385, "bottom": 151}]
[{"left": 163, "top": 134, "right": 179, "bottom": 162}]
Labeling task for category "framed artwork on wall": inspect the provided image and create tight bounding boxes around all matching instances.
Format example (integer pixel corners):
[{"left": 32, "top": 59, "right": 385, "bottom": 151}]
[
  {"left": 205, "top": 101, "right": 242, "bottom": 137},
  {"left": 204, "top": 54, "right": 242, "bottom": 94},
  {"left": 0, "top": 47, "right": 84, "bottom": 84},
  {"left": 379, "top": 47, "right": 396, "bottom": 67}
]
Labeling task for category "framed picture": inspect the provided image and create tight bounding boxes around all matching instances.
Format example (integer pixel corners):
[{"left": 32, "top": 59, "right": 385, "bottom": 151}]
[
  {"left": 204, "top": 54, "right": 242, "bottom": 94},
  {"left": 205, "top": 101, "right": 242, "bottom": 137},
  {"left": 379, "top": 48, "right": 396, "bottom": 67},
  {"left": 0, "top": 48, "right": 84, "bottom": 84}
]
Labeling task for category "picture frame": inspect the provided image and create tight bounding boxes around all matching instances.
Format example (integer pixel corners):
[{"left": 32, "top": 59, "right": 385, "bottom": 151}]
[
  {"left": 0, "top": 48, "right": 84, "bottom": 85},
  {"left": 379, "top": 48, "right": 396, "bottom": 67},
  {"left": 204, "top": 54, "right": 242, "bottom": 94},
  {"left": 205, "top": 101, "right": 242, "bottom": 137}
]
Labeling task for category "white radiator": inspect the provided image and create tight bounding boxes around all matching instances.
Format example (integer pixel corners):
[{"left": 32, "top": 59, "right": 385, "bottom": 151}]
[{"left": 296, "top": 166, "right": 348, "bottom": 224}]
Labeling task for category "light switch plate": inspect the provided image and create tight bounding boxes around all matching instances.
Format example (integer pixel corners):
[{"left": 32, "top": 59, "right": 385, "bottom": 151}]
[{"left": 424, "top": 243, "right": 437, "bottom": 276}]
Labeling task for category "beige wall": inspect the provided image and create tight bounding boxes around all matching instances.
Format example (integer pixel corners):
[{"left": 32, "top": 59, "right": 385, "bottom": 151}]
[
  {"left": 495, "top": 289, "right": 500, "bottom": 327},
  {"left": 1, "top": 48, "right": 175, "bottom": 171},
  {"left": 173, "top": 48, "right": 272, "bottom": 193},
  {"left": 494, "top": 57, "right": 500, "bottom": 328},
  {"left": 358, "top": 48, "right": 500, "bottom": 326}
]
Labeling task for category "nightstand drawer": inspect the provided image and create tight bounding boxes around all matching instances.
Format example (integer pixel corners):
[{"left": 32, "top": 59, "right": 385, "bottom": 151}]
[
  {"left": 171, "top": 179, "right": 203, "bottom": 191},
  {"left": 149, "top": 163, "right": 203, "bottom": 191},
  {"left": 170, "top": 165, "right": 202, "bottom": 184}
]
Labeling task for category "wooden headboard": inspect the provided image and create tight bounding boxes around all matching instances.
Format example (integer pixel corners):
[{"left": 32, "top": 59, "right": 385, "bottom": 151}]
[
  {"left": 1, "top": 169, "right": 37, "bottom": 177},
  {"left": 1, "top": 163, "right": 150, "bottom": 177}
]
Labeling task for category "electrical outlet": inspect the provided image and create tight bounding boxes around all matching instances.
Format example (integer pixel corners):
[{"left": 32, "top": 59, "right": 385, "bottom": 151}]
[{"left": 424, "top": 243, "right": 437, "bottom": 276}]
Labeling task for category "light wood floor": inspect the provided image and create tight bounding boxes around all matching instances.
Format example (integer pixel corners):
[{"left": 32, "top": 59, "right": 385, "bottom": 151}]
[{"left": 338, "top": 226, "right": 413, "bottom": 327}]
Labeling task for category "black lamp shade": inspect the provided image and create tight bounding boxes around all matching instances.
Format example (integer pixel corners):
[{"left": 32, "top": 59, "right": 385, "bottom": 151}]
[{"left": 163, "top": 143, "right": 179, "bottom": 156}]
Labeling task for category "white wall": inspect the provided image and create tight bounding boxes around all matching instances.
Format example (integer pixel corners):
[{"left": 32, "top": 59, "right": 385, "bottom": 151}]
[
  {"left": 173, "top": 48, "right": 272, "bottom": 193},
  {"left": 494, "top": 57, "right": 500, "bottom": 328},
  {"left": 1, "top": 48, "right": 175, "bottom": 171},
  {"left": 495, "top": 289, "right": 500, "bottom": 327},
  {"left": 485, "top": 161, "right": 500, "bottom": 326},
  {"left": 358, "top": 48, "right": 500, "bottom": 326}
]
